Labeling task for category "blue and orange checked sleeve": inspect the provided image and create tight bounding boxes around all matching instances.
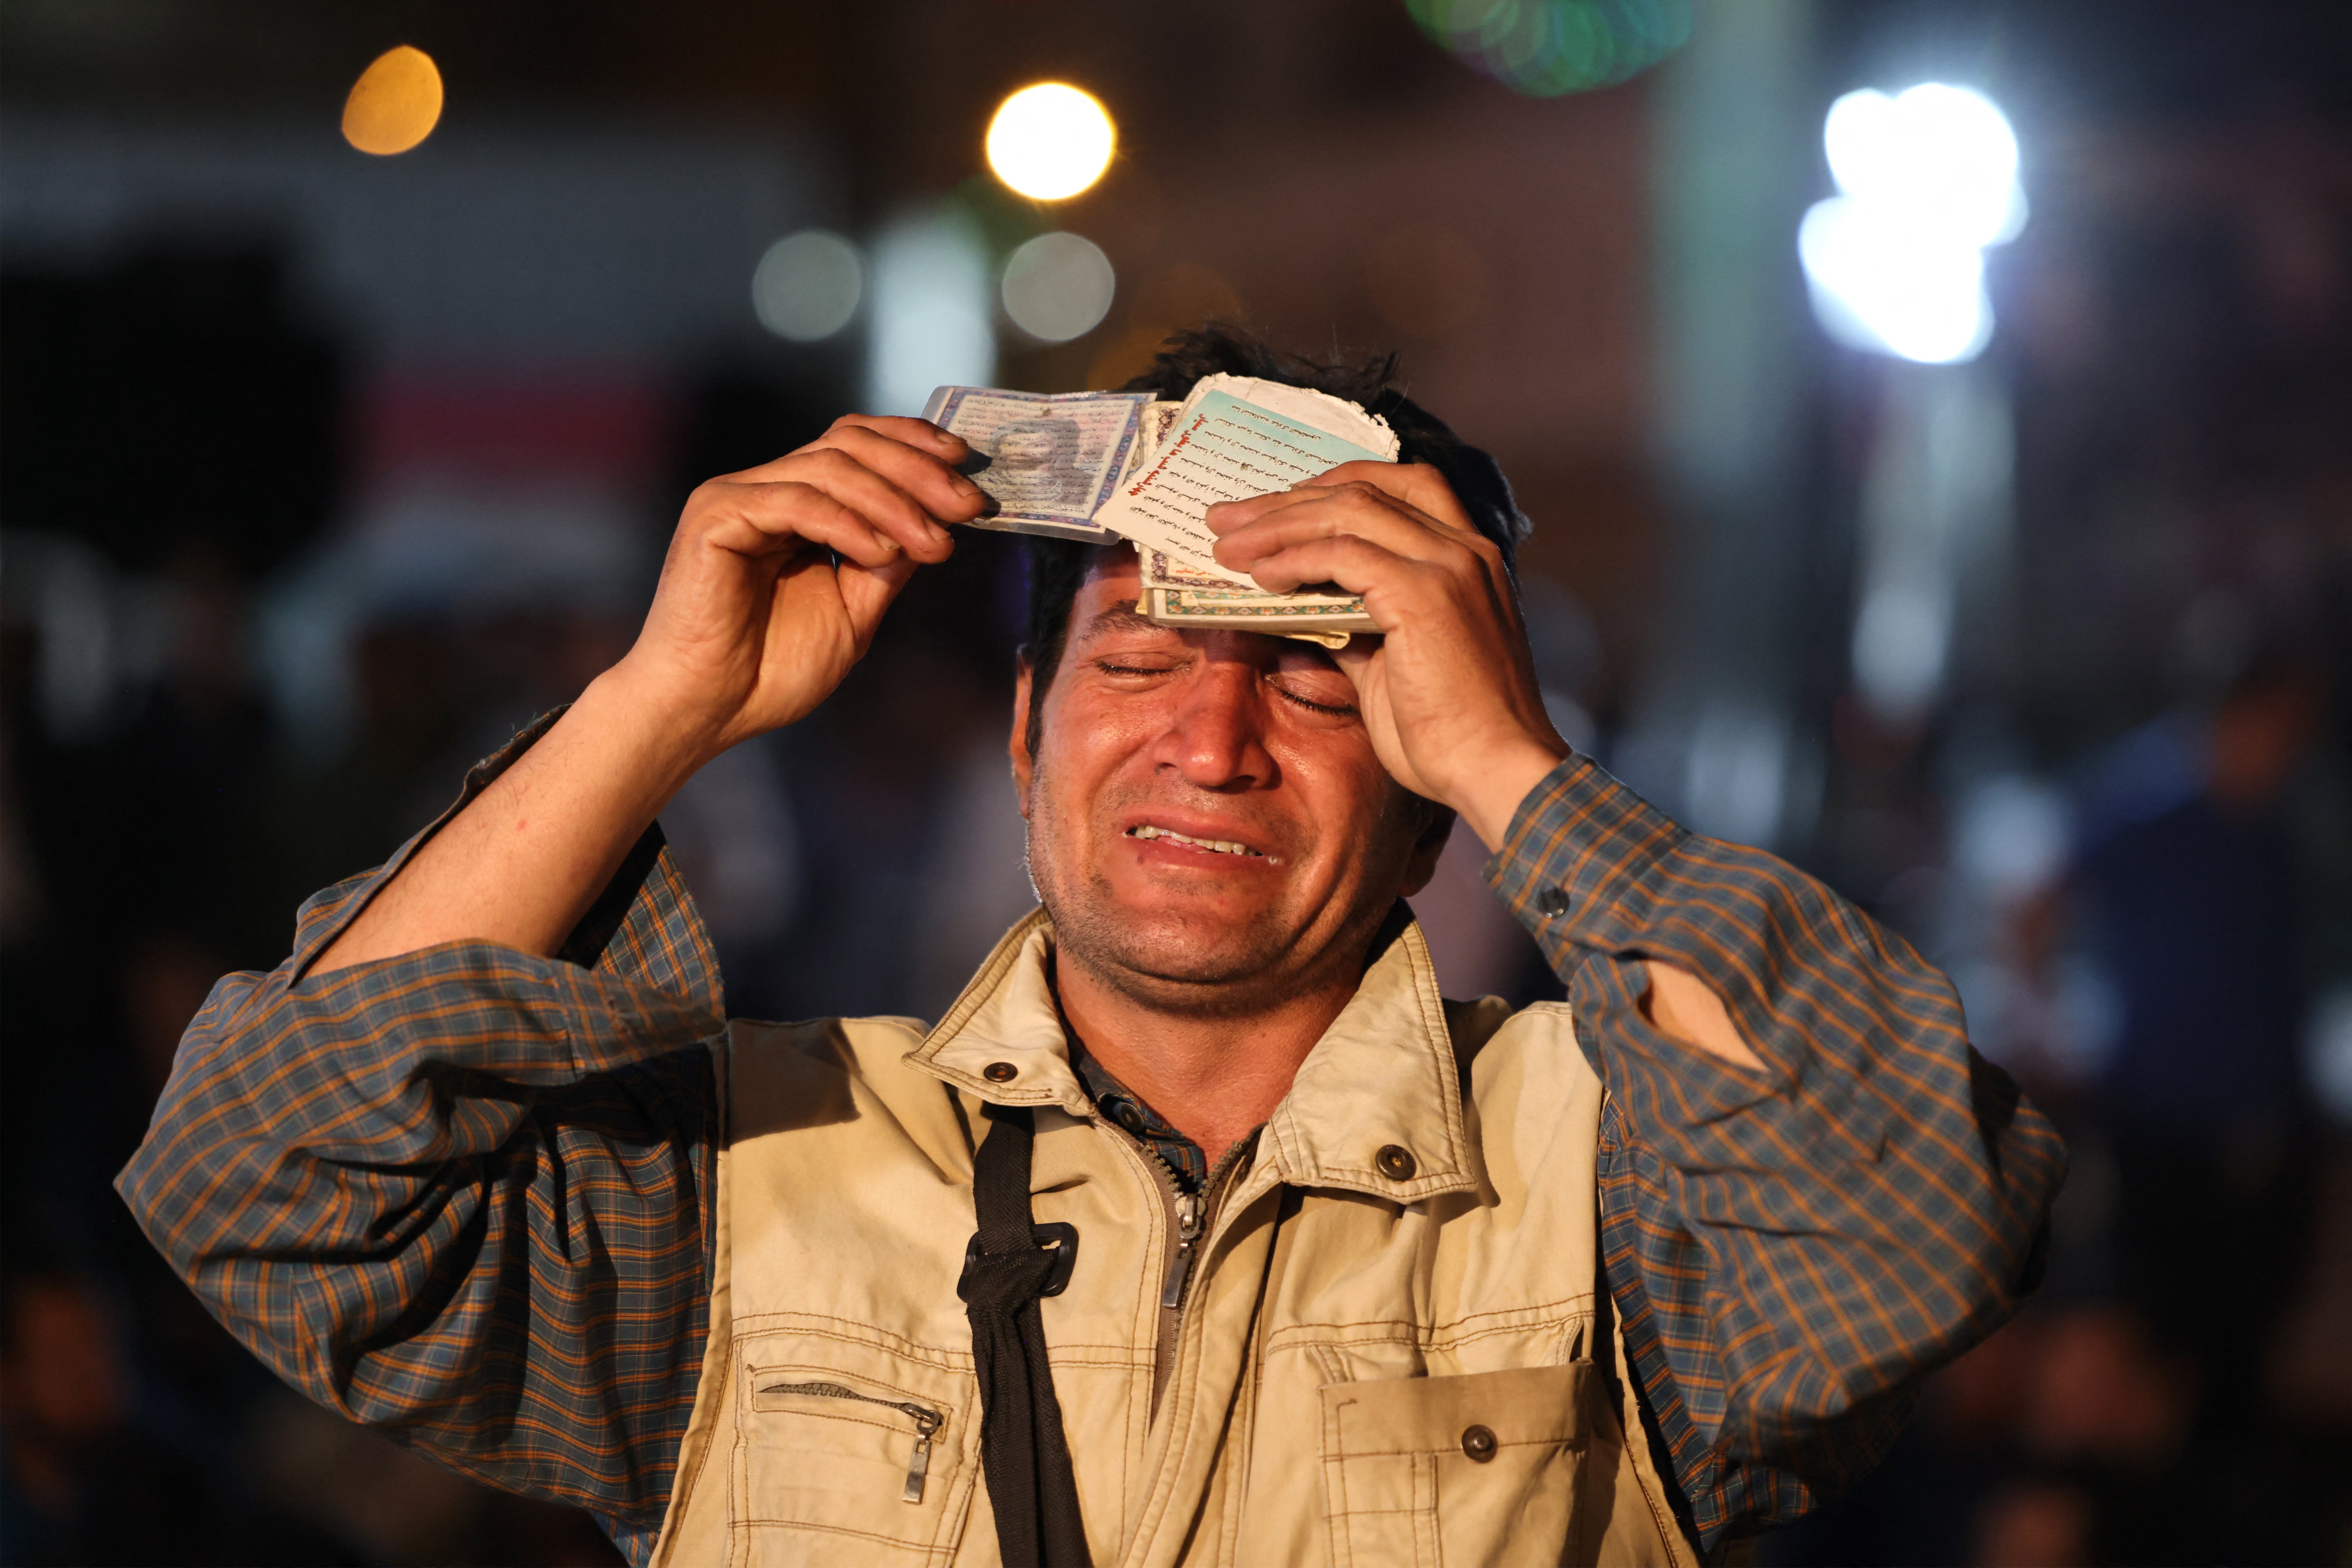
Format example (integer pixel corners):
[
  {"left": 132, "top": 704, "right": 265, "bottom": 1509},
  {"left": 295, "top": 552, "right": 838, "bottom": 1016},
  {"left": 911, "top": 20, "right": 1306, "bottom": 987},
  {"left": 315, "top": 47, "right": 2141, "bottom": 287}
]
[
  {"left": 1487, "top": 753, "right": 2067, "bottom": 1553},
  {"left": 116, "top": 710, "right": 723, "bottom": 1565}
]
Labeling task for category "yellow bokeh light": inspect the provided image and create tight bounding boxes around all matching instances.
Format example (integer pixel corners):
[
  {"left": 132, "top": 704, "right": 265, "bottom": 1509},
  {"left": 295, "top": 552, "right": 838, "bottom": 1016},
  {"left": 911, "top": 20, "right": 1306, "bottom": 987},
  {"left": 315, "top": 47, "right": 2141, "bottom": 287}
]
[
  {"left": 985, "top": 83, "right": 1115, "bottom": 201},
  {"left": 343, "top": 46, "right": 443, "bottom": 157}
]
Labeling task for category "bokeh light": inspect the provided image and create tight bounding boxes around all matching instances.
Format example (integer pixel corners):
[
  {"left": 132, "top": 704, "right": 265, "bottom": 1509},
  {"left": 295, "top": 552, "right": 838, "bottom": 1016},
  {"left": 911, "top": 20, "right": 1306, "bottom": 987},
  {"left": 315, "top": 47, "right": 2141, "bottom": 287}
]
[
  {"left": 341, "top": 45, "right": 443, "bottom": 157},
  {"left": 866, "top": 210, "right": 995, "bottom": 415},
  {"left": 752, "top": 230, "right": 864, "bottom": 341},
  {"left": 985, "top": 83, "right": 1116, "bottom": 201},
  {"left": 1404, "top": 0, "right": 1690, "bottom": 97},
  {"left": 1800, "top": 83, "right": 2027, "bottom": 364},
  {"left": 1824, "top": 84, "right": 2026, "bottom": 250},
  {"left": 1000, "top": 232, "right": 1116, "bottom": 342}
]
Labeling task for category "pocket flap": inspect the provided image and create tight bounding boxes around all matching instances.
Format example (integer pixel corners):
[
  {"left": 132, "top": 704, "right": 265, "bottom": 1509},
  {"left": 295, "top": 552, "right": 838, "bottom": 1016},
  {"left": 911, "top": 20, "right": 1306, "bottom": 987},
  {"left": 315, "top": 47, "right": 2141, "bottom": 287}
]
[{"left": 1321, "top": 1361, "right": 1591, "bottom": 1457}]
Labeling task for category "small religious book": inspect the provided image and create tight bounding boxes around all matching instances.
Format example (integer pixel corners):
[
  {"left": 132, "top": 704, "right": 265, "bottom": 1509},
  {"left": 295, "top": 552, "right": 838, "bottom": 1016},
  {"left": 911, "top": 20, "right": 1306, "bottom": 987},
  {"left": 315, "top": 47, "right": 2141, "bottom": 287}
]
[
  {"left": 918, "top": 386, "right": 1154, "bottom": 541},
  {"left": 924, "top": 377, "right": 1397, "bottom": 647}
]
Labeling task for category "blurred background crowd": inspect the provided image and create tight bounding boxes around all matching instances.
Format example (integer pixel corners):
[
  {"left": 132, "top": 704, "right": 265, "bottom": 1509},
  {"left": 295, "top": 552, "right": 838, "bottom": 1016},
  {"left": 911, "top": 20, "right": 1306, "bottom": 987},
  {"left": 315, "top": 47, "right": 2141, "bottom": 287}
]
[{"left": 2, "top": 1, "right": 2349, "bottom": 1563}]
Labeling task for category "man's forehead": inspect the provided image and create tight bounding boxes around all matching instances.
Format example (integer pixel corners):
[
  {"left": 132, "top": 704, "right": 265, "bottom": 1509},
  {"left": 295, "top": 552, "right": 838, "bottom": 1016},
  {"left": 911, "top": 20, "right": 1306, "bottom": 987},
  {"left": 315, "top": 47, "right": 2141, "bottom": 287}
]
[
  {"left": 1066, "top": 554, "right": 1147, "bottom": 641},
  {"left": 1081, "top": 550, "right": 1144, "bottom": 592},
  {"left": 1063, "top": 565, "right": 1336, "bottom": 664}
]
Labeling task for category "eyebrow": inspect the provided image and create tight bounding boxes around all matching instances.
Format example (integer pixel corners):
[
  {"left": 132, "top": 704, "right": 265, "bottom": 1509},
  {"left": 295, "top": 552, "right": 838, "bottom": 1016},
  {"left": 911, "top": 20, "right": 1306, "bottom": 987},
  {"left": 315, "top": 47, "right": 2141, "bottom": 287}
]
[{"left": 1079, "top": 604, "right": 1167, "bottom": 640}]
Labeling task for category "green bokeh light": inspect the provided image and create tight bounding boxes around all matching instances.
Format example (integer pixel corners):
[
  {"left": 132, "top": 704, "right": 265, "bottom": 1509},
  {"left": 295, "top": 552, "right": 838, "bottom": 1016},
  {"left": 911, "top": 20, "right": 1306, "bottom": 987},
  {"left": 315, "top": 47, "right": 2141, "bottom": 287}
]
[{"left": 1406, "top": 0, "right": 1691, "bottom": 98}]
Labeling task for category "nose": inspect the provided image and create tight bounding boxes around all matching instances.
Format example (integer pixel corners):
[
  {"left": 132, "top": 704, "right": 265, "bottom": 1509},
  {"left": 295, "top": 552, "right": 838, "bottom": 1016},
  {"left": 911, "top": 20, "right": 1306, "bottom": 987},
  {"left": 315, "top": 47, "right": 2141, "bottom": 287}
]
[{"left": 1150, "top": 653, "right": 1276, "bottom": 791}]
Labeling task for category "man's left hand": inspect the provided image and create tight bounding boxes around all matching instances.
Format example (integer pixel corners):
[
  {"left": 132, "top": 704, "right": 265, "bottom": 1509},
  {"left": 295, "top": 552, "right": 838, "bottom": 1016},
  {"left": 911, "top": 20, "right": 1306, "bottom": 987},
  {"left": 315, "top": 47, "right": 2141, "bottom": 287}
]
[
  {"left": 1206, "top": 462, "right": 1568, "bottom": 850},
  {"left": 1210, "top": 464, "right": 1767, "bottom": 1073}
]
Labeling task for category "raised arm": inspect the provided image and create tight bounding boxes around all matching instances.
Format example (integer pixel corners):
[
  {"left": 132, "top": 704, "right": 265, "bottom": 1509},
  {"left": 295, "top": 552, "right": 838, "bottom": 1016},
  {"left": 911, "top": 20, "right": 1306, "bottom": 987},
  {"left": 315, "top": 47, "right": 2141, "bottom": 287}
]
[
  {"left": 1485, "top": 758, "right": 2063, "bottom": 1549},
  {"left": 315, "top": 414, "right": 985, "bottom": 973},
  {"left": 1210, "top": 463, "right": 2067, "bottom": 1552},
  {"left": 119, "top": 416, "right": 989, "bottom": 1559}
]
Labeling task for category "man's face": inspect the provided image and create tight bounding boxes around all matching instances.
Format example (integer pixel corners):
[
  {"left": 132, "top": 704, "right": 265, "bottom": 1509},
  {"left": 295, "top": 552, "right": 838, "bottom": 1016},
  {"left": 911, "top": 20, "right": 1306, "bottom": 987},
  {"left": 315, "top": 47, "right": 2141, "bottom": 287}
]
[
  {"left": 996, "top": 430, "right": 1060, "bottom": 471},
  {"left": 1012, "top": 553, "right": 1449, "bottom": 1014}
]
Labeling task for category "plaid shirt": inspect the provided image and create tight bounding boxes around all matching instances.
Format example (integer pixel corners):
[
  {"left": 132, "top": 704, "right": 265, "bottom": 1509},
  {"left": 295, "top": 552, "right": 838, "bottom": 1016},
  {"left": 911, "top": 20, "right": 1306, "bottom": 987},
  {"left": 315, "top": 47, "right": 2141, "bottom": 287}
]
[{"left": 119, "top": 716, "right": 2063, "bottom": 1563}]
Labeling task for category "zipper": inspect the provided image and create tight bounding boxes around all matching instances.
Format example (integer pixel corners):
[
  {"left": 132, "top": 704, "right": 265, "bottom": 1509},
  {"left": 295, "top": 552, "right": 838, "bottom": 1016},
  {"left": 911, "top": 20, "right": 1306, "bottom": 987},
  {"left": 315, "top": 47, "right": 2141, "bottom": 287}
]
[
  {"left": 1125, "top": 1138, "right": 1251, "bottom": 1419},
  {"left": 756, "top": 1380, "right": 942, "bottom": 1503},
  {"left": 1160, "top": 1185, "right": 1206, "bottom": 1310}
]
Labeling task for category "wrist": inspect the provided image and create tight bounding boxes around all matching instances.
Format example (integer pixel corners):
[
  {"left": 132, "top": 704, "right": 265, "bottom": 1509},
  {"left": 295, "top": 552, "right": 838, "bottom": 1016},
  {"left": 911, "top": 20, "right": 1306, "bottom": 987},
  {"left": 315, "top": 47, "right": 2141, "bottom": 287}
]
[
  {"left": 572, "top": 665, "right": 730, "bottom": 802},
  {"left": 1448, "top": 734, "right": 1572, "bottom": 852}
]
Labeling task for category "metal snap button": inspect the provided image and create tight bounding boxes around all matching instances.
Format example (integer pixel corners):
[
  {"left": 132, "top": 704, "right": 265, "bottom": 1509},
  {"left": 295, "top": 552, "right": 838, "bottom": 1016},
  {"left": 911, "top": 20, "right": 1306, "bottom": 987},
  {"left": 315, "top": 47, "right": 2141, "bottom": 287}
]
[
  {"left": 1535, "top": 886, "right": 1571, "bottom": 918},
  {"left": 1112, "top": 1102, "right": 1147, "bottom": 1135},
  {"left": 1375, "top": 1144, "right": 1417, "bottom": 1181},
  {"left": 983, "top": 1061, "right": 1018, "bottom": 1083},
  {"left": 1461, "top": 1424, "right": 1498, "bottom": 1462}
]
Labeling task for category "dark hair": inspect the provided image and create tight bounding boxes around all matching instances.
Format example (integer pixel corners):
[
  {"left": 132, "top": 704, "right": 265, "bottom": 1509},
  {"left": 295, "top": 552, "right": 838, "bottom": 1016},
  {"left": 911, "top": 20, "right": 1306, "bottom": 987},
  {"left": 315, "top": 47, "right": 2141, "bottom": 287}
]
[{"left": 1017, "top": 324, "right": 1530, "bottom": 757}]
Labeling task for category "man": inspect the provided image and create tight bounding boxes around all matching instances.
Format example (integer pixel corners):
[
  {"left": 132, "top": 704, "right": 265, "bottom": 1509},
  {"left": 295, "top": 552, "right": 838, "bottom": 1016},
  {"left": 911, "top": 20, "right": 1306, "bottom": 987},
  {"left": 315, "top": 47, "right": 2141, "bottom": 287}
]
[{"left": 121, "top": 330, "right": 2063, "bottom": 1567}]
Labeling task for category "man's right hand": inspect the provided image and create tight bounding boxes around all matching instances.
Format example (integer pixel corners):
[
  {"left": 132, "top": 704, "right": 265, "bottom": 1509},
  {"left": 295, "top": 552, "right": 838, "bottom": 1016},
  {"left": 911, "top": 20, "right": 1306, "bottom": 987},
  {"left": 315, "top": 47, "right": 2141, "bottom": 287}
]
[
  {"left": 611, "top": 415, "right": 987, "bottom": 767},
  {"left": 311, "top": 415, "right": 983, "bottom": 975}
]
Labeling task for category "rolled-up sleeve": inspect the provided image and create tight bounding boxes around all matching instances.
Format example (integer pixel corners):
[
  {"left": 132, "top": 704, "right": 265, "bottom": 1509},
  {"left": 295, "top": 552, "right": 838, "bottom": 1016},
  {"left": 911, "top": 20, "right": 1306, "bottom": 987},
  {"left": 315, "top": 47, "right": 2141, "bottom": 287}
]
[
  {"left": 116, "top": 711, "right": 726, "bottom": 1545},
  {"left": 1487, "top": 756, "right": 2066, "bottom": 1551}
]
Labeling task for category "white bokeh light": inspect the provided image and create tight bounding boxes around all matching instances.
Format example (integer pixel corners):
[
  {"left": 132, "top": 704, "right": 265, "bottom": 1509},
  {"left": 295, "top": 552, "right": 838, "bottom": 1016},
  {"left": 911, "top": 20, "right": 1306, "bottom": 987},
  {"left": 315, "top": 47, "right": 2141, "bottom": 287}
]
[
  {"left": 1823, "top": 85, "right": 2026, "bottom": 248},
  {"left": 1800, "top": 197, "right": 1993, "bottom": 364},
  {"left": 986, "top": 83, "right": 1116, "bottom": 201},
  {"left": 752, "top": 230, "right": 864, "bottom": 341},
  {"left": 865, "top": 211, "right": 995, "bottom": 415},
  {"left": 1800, "top": 83, "right": 2026, "bottom": 364},
  {"left": 1000, "top": 232, "right": 1116, "bottom": 342}
]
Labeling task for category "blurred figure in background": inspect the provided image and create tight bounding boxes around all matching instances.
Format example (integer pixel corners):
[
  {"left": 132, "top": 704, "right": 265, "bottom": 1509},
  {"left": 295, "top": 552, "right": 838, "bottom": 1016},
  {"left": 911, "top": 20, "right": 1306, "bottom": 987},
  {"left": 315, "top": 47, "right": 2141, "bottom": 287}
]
[{"left": 2075, "top": 653, "right": 2330, "bottom": 1391}]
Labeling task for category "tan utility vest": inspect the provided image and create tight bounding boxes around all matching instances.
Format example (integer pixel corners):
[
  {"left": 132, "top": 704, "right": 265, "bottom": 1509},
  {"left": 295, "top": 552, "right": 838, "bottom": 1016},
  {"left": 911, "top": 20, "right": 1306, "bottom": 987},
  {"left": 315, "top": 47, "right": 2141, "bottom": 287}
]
[{"left": 652, "top": 910, "right": 1700, "bottom": 1568}]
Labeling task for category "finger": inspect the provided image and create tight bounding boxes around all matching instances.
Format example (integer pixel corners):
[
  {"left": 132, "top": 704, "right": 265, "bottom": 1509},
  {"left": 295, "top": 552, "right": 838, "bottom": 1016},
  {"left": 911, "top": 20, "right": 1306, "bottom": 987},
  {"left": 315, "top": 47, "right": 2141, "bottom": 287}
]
[
  {"left": 817, "top": 422, "right": 990, "bottom": 525},
  {"left": 1204, "top": 462, "right": 1473, "bottom": 539},
  {"left": 827, "top": 413, "right": 971, "bottom": 464},
  {"left": 718, "top": 449, "right": 959, "bottom": 564},
  {"left": 1204, "top": 485, "right": 1331, "bottom": 534},
  {"left": 734, "top": 418, "right": 986, "bottom": 527},
  {"left": 790, "top": 445, "right": 966, "bottom": 558},
  {"left": 1305, "top": 461, "right": 1479, "bottom": 534},
  {"left": 1232, "top": 531, "right": 1425, "bottom": 607},
  {"left": 834, "top": 550, "right": 922, "bottom": 650},
  {"left": 699, "top": 478, "right": 916, "bottom": 571},
  {"left": 1212, "top": 490, "right": 1480, "bottom": 577}
]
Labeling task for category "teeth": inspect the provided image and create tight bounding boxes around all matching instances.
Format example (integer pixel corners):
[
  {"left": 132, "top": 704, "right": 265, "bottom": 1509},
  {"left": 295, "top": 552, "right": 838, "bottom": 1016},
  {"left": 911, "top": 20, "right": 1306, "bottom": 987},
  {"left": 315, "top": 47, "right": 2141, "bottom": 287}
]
[{"left": 1129, "top": 824, "right": 1259, "bottom": 856}]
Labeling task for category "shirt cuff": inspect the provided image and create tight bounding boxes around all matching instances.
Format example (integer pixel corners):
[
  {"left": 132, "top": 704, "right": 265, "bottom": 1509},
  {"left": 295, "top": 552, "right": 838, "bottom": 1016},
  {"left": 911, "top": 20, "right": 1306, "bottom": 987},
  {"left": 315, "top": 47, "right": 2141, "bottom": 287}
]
[{"left": 1481, "top": 753, "right": 1692, "bottom": 961}]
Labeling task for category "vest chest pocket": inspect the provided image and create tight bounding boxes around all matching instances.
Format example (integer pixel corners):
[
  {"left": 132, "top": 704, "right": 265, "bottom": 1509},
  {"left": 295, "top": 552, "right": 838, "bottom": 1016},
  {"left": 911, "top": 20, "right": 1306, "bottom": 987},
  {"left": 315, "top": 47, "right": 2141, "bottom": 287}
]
[
  {"left": 733, "top": 1340, "right": 978, "bottom": 1566},
  {"left": 1318, "top": 1362, "right": 1595, "bottom": 1568}
]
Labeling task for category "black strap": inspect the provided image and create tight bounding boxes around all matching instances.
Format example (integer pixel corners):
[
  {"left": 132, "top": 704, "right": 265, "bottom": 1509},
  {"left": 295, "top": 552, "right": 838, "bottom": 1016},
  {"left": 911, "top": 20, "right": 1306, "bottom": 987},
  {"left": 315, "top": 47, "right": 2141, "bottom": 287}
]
[{"left": 958, "top": 1106, "right": 1092, "bottom": 1568}]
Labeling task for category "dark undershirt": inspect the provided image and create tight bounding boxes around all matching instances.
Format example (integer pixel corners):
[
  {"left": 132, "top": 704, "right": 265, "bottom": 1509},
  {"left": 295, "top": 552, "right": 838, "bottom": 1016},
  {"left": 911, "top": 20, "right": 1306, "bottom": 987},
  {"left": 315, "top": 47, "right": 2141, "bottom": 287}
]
[{"left": 1064, "top": 1044, "right": 1221, "bottom": 1193}]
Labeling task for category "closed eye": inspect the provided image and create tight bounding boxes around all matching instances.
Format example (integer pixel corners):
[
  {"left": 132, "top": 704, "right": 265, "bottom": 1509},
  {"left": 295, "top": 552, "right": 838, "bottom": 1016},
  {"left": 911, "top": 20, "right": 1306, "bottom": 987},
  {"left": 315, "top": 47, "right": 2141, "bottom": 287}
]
[{"left": 1270, "top": 682, "right": 1357, "bottom": 718}]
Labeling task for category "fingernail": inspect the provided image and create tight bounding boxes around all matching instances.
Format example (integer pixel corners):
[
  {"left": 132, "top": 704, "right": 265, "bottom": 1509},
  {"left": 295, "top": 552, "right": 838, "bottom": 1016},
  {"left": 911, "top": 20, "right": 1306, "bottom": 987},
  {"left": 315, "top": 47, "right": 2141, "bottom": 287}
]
[{"left": 953, "top": 477, "right": 982, "bottom": 500}]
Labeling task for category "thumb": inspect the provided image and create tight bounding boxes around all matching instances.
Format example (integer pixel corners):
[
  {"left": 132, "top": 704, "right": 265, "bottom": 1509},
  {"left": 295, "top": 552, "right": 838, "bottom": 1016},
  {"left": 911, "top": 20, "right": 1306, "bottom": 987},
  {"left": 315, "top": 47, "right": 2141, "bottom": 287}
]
[
  {"left": 1332, "top": 632, "right": 1382, "bottom": 694},
  {"left": 838, "top": 553, "right": 921, "bottom": 651}
]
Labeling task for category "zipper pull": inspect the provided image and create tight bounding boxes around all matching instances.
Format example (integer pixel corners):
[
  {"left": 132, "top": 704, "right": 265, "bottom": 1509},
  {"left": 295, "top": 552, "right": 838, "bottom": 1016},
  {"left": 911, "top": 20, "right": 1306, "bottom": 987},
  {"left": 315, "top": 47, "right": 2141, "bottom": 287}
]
[
  {"left": 1160, "top": 1191, "right": 1205, "bottom": 1310},
  {"left": 901, "top": 1410, "right": 940, "bottom": 1503}
]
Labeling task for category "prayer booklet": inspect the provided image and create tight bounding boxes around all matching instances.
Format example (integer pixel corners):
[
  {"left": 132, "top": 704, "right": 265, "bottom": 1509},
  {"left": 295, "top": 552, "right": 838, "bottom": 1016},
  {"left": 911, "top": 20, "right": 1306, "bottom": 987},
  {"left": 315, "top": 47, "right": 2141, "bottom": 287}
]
[
  {"left": 923, "top": 377, "right": 1398, "bottom": 647},
  {"left": 918, "top": 386, "right": 1153, "bottom": 541}
]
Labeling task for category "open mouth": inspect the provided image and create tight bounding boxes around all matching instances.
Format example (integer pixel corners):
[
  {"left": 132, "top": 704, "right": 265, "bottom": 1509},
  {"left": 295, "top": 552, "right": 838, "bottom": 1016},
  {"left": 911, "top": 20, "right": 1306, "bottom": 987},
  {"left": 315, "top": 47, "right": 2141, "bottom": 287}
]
[{"left": 1125, "top": 824, "right": 1264, "bottom": 858}]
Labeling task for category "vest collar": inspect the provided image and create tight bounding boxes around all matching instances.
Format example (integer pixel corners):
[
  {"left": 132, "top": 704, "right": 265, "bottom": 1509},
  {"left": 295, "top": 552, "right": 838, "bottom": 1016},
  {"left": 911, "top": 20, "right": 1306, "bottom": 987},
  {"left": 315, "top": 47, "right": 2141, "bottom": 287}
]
[{"left": 904, "top": 905, "right": 1479, "bottom": 1202}]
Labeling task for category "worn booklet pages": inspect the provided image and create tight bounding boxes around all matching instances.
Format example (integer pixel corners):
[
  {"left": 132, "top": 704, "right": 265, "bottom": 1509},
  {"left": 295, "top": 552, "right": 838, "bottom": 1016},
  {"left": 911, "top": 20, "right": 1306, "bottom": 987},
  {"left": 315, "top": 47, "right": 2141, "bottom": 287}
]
[
  {"left": 924, "top": 377, "right": 1397, "bottom": 646},
  {"left": 1094, "top": 376, "right": 1396, "bottom": 580},
  {"left": 1119, "top": 401, "right": 1375, "bottom": 648}
]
